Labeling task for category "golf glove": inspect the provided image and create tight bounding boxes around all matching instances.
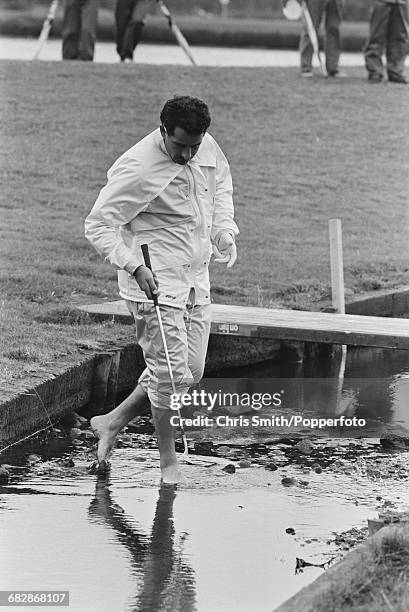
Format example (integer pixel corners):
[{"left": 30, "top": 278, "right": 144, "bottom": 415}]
[{"left": 212, "top": 232, "right": 237, "bottom": 268}]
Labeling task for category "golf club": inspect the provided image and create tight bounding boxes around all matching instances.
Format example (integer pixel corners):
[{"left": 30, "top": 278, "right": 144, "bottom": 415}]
[
  {"left": 141, "top": 244, "right": 214, "bottom": 467},
  {"left": 157, "top": 1, "right": 197, "bottom": 66},
  {"left": 33, "top": 0, "right": 59, "bottom": 60},
  {"left": 300, "top": 1, "right": 327, "bottom": 75},
  {"left": 282, "top": 0, "right": 327, "bottom": 76}
]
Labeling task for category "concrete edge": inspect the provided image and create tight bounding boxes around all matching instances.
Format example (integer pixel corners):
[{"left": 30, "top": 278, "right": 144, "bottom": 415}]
[
  {"left": 274, "top": 521, "right": 409, "bottom": 612},
  {"left": 346, "top": 286, "right": 409, "bottom": 318},
  {"left": 0, "top": 335, "right": 282, "bottom": 448}
]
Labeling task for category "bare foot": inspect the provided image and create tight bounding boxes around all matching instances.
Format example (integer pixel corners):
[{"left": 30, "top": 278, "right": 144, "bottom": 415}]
[
  {"left": 90, "top": 415, "right": 118, "bottom": 463},
  {"left": 160, "top": 463, "right": 187, "bottom": 486}
]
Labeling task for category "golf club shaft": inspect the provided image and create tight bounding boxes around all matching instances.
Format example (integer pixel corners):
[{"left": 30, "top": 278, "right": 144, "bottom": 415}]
[
  {"left": 141, "top": 244, "right": 189, "bottom": 455},
  {"left": 157, "top": 0, "right": 197, "bottom": 66},
  {"left": 33, "top": 0, "right": 59, "bottom": 60}
]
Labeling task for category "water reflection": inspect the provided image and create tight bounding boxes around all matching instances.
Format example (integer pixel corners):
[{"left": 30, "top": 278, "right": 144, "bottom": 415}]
[
  {"left": 205, "top": 347, "right": 409, "bottom": 435},
  {"left": 88, "top": 477, "right": 196, "bottom": 612}
]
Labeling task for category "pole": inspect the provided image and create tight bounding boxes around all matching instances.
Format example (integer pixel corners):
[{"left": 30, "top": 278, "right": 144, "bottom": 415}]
[
  {"left": 329, "top": 219, "right": 347, "bottom": 409},
  {"left": 157, "top": 1, "right": 197, "bottom": 66},
  {"left": 329, "top": 218, "right": 345, "bottom": 314},
  {"left": 33, "top": 0, "right": 59, "bottom": 60},
  {"left": 300, "top": 1, "right": 327, "bottom": 76}
]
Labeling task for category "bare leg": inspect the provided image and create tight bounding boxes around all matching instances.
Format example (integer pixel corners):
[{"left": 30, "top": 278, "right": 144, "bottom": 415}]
[
  {"left": 90, "top": 384, "right": 148, "bottom": 463},
  {"left": 151, "top": 406, "right": 186, "bottom": 485}
]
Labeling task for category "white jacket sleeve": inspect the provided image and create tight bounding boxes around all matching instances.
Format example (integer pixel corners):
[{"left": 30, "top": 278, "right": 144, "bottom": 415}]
[
  {"left": 211, "top": 143, "right": 239, "bottom": 247},
  {"left": 84, "top": 157, "right": 149, "bottom": 274}
]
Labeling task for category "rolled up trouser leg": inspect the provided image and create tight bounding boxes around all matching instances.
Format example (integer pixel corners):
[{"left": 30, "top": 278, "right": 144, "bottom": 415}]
[
  {"left": 127, "top": 302, "right": 191, "bottom": 412},
  {"left": 185, "top": 303, "right": 212, "bottom": 385}
]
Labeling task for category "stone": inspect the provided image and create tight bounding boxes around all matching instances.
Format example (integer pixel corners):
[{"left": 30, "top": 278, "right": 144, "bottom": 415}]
[
  {"left": 0, "top": 466, "right": 10, "bottom": 484},
  {"left": 222, "top": 464, "right": 236, "bottom": 474},
  {"left": 380, "top": 434, "right": 409, "bottom": 449},
  {"left": 281, "top": 477, "right": 296, "bottom": 487},
  {"left": 265, "top": 462, "right": 278, "bottom": 471},
  {"left": 286, "top": 527, "right": 296, "bottom": 535},
  {"left": 239, "top": 460, "right": 251, "bottom": 468},
  {"left": 295, "top": 439, "right": 314, "bottom": 455},
  {"left": 194, "top": 440, "right": 214, "bottom": 455},
  {"left": 215, "top": 445, "right": 234, "bottom": 457},
  {"left": 69, "top": 427, "right": 83, "bottom": 439},
  {"left": 26, "top": 454, "right": 42, "bottom": 464}
]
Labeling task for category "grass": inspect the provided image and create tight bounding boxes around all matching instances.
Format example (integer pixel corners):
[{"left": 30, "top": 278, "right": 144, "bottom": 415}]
[
  {"left": 0, "top": 60, "right": 408, "bottom": 401},
  {"left": 314, "top": 528, "right": 409, "bottom": 611}
]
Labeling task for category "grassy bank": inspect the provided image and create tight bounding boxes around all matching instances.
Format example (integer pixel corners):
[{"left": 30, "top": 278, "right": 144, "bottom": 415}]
[
  {"left": 0, "top": 60, "right": 408, "bottom": 401},
  {"left": 0, "top": 8, "right": 370, "bottom": 51}
]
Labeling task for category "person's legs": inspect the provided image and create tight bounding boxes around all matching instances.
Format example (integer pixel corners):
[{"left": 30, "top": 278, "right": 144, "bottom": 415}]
[
  {"left": 325, "top": 0, "right": 343, "bottom": 75},
  {"left": 115, "top": 0, "right": 135, "bottom": 60},
  {"left": 185, "top": 303, "right": 212, "bottom": 385},
  {"left": 386, "top": 4, "right": 409, "bottom": 82},
  {"left": 136, "top": 302, "right": 193, "bottom": 483},
  {"left": 120, "top": 0, "right": 152, "bottom": 60},
  {"left": 62, "top": 0, "right": 81, "bottom": 60},
  {"left": 79, "top": 0, "right": 98, "bottom": 61},
  {"left": 90, "top": 384, "right": 149, "bottom": 463},
  {"left": 364, "top": 0, "right": 390, "bottom": 81},
  {"left": 299, "top": 0, "right": 326, "bottom": 74}
]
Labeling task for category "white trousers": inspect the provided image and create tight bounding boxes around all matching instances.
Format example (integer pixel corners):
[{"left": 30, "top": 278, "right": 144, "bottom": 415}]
[{"left": 126, "top": 299, "right": 212, "bottom": 411}]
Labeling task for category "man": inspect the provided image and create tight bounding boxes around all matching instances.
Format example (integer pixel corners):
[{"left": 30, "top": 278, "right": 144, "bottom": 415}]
[
  {"left": 364, "top": 0, "right": 409, "bottom": 84},
  {"left": 115, "top": 0, "right": 155, "bottom": 62},
  {"left": 62, "top": 0, "right": 99, "bottom": 61},
  {"left": 85, "top": 96, "right": 238, "bottom": 484},
  {"left": 299, "top": 0, "right": 346, "bottom": 77}
]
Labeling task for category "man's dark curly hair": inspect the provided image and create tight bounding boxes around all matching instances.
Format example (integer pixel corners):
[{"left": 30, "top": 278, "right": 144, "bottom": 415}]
[{"left": 160, "top": 96, "right": 211, "bottom": 136}]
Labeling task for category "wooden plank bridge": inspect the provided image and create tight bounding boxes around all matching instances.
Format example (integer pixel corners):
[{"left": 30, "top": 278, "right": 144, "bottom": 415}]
[{"left": 77, "top": 301, "right": 409, "bottom": 350}]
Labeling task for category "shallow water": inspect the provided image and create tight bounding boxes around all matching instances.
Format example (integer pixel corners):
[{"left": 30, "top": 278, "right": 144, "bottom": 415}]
[
  {"left": 1, "top": 348, "right": 409, "bottom": 610},
  {"left": 207, "top": 346, "right": 409, "bottom": 438},
  {"left": 1, "top": 441, "right": 409, "bottom": 612}
]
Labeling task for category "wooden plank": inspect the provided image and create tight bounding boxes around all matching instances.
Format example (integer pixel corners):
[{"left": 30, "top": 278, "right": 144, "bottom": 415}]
[{"left": 77, "top": 301, "right": 409, "bottom": 350}]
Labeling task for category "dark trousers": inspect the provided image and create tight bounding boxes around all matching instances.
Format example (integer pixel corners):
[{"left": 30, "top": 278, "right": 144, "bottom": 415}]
[
  {"left": 364, "top": 2, "right": 409, "bottom": 79},
  {"left": 62, "top": 0, "right": 98, "bottom": 61},
  {"left": 300, "top": 0, "right": 344, "bottom": 74},
  {"left": 115, "top": 0, "right": 152, "bottom": 60}
]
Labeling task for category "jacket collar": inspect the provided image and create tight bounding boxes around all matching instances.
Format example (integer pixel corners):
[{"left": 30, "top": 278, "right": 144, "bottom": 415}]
[{"left": 155, "top": 128, "right": 216, "bottom": 168}]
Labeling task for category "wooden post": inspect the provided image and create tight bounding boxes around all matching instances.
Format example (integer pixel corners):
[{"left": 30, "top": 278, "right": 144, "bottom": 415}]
[
  {"left": 329, "top": 219, "right": 347, "bottom": 412},
  {"left": 329, "top": 218, "right": 345, "bottom": 314}
]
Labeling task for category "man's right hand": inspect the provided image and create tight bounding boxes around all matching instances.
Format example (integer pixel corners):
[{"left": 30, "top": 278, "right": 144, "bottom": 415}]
[{"left": 133, "top": 265, "right": 160, "bottom": 300}]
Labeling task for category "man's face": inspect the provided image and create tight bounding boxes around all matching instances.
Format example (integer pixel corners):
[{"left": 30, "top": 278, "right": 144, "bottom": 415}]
[{"left": 161, "top": 125, "right": 204, "bottom": 165}]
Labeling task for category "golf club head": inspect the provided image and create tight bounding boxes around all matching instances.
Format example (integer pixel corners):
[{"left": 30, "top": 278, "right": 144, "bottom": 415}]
[{"left": 283, "top": 0, "right": 302, "bottom": 20}]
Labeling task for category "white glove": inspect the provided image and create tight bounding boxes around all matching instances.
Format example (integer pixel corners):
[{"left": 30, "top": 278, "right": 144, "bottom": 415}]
[{"left": 212, "top": 232, "right": 237, "bottom": 268}]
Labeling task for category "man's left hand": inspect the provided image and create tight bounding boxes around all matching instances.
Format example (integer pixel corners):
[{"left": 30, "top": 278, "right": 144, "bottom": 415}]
[{"left": 212, "top": 232, "right": 237, "bottom": 268}]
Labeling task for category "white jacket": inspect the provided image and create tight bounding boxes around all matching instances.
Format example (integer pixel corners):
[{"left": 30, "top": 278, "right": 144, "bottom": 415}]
[{"left": 85, "top": 128, "right": 239, "bottom": 307}]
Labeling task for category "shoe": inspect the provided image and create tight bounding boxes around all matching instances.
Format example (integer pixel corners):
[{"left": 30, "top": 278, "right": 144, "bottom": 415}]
[
  {"left": 368, "top": 74, "right": 383, "bottom": 84},
  {"left": 301, "top": 71, "right": 313, "bottom": 78},
  {"left": 388, "top": 74, "right": 407, "bottom": 84},
  {"left": 327, "top": 70, "right": 347, "bottom": 78}
]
